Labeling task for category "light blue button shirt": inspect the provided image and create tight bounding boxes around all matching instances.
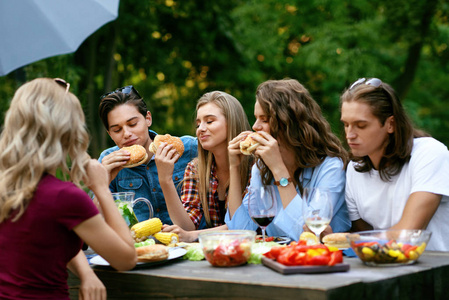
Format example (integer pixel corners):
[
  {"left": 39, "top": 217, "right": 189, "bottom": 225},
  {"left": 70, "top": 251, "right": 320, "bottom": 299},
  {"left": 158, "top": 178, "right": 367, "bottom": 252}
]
[
  {"left": 225, "top": 156, "right": 350, "bottom": 241},
  {"left": 98, "top": 130, "right": 198, "bottom": 224}
]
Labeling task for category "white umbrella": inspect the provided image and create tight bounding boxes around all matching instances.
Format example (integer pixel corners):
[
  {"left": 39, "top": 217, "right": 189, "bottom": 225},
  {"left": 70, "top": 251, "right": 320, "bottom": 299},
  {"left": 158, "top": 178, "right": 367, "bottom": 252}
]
[{"left": 0, "top": 0, "right": 120, "bottom": 76}]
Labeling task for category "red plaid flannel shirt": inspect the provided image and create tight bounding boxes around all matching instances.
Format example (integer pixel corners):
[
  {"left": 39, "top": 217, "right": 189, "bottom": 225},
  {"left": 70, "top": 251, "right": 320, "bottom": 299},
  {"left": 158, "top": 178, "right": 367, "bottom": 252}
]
[{"left": 181, "top": 160, "right": 223, "bottom": 229}]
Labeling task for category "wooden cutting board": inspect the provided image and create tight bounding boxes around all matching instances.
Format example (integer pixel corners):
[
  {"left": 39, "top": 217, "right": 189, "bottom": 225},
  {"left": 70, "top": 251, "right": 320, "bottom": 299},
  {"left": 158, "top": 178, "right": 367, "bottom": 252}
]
[{"left": 261, "top": 256, "right": 350, "bottom": 274}]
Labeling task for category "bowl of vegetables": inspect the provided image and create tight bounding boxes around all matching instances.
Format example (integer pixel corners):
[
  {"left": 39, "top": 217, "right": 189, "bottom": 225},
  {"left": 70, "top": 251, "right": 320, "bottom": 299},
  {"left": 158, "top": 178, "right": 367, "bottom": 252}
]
[
  {"left": 198, "top": 230, "right": 256, "bottom": 267},
  {"left": 347, "top": 229, "right": 431, "bottom": 266}
]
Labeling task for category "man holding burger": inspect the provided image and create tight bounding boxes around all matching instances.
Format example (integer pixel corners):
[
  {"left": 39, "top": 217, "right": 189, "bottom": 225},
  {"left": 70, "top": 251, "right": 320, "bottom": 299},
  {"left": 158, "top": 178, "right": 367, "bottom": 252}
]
[{"left": 97, "top": 86, "right": 197, "bottom": 224}]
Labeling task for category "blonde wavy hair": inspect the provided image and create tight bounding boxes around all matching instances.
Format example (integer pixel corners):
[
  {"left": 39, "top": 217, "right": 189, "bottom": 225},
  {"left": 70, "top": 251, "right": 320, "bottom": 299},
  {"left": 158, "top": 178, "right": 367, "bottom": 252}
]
[
  {"left": 0, "top": 78, "right": 91, "bottom": 223},
  {"left": 194, "top": 91, "right": 252, "bottom": 228}
]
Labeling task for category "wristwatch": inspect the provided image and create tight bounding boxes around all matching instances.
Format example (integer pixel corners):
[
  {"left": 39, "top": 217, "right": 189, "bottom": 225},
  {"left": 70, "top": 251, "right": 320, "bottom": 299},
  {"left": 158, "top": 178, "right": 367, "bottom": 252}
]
[{"left": 274, "top": 177, "right": 292, "bottom": 187}]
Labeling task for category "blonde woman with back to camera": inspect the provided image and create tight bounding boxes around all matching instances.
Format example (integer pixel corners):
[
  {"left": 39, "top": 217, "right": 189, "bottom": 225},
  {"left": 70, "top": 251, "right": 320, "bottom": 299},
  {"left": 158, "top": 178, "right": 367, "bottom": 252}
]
[{"left": 0, "top": 78, "right": 136, "bottom": 300}]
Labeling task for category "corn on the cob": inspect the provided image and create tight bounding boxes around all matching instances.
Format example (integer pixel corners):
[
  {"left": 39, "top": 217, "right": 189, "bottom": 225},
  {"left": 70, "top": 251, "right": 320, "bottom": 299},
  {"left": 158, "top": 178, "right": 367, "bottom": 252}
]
[
  {"left": 131, "top": 218, "right": 162, "bottom": 242},
  {"left": 154, "top": 232, "right": 179, "bottom": 245}
]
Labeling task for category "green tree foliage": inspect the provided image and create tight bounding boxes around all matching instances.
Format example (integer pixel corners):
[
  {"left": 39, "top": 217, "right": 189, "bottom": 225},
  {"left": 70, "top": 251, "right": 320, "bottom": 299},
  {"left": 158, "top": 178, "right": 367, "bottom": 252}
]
[{"left": 0, "top": 0, "right": 448, "bottom": 158}]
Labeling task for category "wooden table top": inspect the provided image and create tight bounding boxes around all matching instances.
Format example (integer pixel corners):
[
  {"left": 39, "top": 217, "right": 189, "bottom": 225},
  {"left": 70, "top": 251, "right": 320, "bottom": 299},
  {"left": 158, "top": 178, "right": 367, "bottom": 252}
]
[{"left": 68, "top": 251, "right": 449, "bottom": 300}]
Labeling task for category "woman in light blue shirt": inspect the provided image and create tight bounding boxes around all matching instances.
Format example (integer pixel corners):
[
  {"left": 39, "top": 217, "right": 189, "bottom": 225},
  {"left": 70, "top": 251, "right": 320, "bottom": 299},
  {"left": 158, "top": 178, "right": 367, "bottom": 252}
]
[{"left": 226, "top": 79, "right": 351, "bottom": 241}]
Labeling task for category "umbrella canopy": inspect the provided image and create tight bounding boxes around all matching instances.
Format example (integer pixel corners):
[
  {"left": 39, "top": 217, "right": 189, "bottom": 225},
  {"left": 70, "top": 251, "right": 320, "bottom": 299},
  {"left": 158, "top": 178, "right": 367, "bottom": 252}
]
[{"left": 0, "top": 0, "right": 119, "bottom": 76}]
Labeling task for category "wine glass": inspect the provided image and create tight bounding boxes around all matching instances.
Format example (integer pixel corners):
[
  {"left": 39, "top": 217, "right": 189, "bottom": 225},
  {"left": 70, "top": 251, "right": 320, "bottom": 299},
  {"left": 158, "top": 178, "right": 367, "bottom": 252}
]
[
  {"left": 302, "top": 187, "right": 333, "bottom": 243},
  {"left": 248, "top": 185, "right": 277, "bottom": 246}
]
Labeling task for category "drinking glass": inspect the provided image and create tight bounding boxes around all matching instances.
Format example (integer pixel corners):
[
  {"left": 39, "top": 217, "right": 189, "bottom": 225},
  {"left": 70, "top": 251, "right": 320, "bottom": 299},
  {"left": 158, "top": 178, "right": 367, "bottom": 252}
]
[
  {"left": 248, "top": 185, "right": 277, "bottom": 246},
  {"left": 112, "top": 192, "right": 153, "bottom": 228},
  {"left": 301, "top": 188, "right": 333, "bottom": 243}
]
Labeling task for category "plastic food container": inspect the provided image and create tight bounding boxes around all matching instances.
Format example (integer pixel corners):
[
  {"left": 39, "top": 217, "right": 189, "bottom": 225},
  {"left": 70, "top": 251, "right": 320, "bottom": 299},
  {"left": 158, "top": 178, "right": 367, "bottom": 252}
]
[
  {"left": 347, "top": 229, "right": 431, "bottom": 266},
  {"left": 199, "top": 230, "right": 256, "bottom": 267}
]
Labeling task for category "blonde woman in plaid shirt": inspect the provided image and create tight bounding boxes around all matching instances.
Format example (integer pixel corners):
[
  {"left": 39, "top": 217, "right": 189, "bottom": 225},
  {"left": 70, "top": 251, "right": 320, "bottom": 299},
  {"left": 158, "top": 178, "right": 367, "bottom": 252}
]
[{"left": 155, "top": 91, "right": 253, "bottom": 242}]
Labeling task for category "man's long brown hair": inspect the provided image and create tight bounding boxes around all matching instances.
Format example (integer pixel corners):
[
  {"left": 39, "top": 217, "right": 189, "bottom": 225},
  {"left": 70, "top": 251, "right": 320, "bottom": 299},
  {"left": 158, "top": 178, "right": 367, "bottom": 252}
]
[
  {"left": 340, "top": 79, "right": 429, "bottom": 181},
  {"left": 256, "top": 79, "right": 348, "bottom": 194}
]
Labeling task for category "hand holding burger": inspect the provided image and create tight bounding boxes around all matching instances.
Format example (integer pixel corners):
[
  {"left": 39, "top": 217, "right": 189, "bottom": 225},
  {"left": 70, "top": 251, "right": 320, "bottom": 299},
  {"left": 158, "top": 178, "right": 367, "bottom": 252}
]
[
  {"left": 149, "top": 134, "right": 184, "bottom": 157},
  {"left": 121, "top": 145, "right": 148, "bottom": 168},
  {"left": 240, "top": 132, "right": 262, "bottom": 155}
]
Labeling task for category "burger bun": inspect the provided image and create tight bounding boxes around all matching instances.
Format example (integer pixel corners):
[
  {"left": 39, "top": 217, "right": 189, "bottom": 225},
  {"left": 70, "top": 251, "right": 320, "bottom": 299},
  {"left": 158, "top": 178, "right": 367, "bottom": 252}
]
[
  {"left": 122, "top": 145, "right": 148, "bottom": 168},
  {"left": 136, "top": 244, "right": 169, "bottom": 262},
  {"left": 240, "top": 132, "right": 262, "bottom": 155},
  {"left": 149, "top": 134, "right": 184, "bottom": 157},
  {"left": 322, "top": 232, "right": 351, "bottom": 249}
]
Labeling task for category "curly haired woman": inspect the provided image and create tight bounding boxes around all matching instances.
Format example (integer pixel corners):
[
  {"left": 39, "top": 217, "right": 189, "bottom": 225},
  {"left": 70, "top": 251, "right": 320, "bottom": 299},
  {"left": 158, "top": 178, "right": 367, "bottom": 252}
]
[{"left": 227, "top": 79, "right": 351, "bottom": 241}]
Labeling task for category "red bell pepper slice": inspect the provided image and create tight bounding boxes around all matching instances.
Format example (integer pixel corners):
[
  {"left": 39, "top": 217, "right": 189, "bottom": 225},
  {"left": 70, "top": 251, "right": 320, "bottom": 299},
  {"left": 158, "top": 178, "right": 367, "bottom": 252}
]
[
  {"left": 402, "top": 244, "right": 418, "bottom": 258},
  {"left": 263, "top": 246, "right": 284, "bottom": 260},
  {"left": 328, "top": 250, "right": 343, "bottom": 266},
  {"left": 307, "top": 254, "right": 331, "bottom": 265},
  {"left": 354, "top": 241, "right": 380, "bottom": 248}
]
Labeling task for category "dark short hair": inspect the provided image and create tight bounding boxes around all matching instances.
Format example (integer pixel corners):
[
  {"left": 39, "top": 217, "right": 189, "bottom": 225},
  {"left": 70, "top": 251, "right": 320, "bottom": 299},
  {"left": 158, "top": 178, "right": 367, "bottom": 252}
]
[{"left": 98, "top": 91, "right": 147, "bottom": 130}]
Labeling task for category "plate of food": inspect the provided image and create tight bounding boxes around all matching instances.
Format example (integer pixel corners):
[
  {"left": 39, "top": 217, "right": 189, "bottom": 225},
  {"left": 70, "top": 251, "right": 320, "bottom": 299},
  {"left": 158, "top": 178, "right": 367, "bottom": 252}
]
[
  {"left": 255, "top": 235, "right": 291, "bottom": 244},
  {"left": 261, "top": 256, "right": 350, "bottom": 274},
  {"left": 260, "top": 239, "right": 350, "bottom": 274},
  {"left": 90, "top": 245, "right": 187, "bottom": 267}
]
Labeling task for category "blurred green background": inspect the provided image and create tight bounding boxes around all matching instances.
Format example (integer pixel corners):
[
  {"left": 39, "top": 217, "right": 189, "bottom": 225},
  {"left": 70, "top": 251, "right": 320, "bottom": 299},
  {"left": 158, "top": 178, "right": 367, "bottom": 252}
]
[{"left": 1, "top": 0, "right": 448, "bottom": 158}]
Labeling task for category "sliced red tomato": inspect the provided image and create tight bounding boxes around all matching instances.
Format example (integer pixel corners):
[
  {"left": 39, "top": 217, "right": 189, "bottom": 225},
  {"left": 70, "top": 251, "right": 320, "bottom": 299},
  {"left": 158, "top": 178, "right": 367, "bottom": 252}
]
[{"left": 205, "top": 240, "right": 251, "bottom": 267}]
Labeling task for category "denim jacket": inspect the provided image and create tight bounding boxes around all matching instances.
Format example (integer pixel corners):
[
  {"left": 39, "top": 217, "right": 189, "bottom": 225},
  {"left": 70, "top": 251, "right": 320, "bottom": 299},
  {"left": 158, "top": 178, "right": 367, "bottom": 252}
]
[{"left": 98, "top": 130, "right": 198, "bottom": 224}]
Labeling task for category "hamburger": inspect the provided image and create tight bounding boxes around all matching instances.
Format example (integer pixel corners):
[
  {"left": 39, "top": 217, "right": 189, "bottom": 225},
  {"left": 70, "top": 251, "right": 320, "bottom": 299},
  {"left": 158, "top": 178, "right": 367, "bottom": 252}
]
[
  {"left": 240, "top": 132, "right": 262, "bottom": 155},
  {"left": 136, "top": 244, "right": 169, "bottom": 263},
  {"left": 149, "top": 134, "right": 184, "bottom": 157},
  {"left": 322, "top": 232, "right": 351, "bottom": 249},
  {"left": 122, "top": 145, "right": 148, "bottom": 168}
]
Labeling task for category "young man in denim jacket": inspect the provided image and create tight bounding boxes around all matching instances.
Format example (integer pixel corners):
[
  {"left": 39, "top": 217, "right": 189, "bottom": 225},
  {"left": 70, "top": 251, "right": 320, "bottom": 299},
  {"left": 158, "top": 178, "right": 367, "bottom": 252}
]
[{"left": 98, "top": 86, "right": 198, "bottom": 224}]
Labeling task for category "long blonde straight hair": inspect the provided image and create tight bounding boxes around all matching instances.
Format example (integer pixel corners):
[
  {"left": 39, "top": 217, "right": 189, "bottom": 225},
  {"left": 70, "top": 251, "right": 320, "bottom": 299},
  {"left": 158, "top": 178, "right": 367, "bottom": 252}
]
[
  {"left": 195, "top": 91, "right": 251, "bottom": 227},
  {"left": 0, "top": 78, "right": 90, "bottom": 223}
]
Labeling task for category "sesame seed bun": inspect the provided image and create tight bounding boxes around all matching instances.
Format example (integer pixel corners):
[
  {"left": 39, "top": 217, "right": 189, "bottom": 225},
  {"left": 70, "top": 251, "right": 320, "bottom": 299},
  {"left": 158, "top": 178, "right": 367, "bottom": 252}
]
[
  {"left": 149, "top": 134, "right": 184, "bottom": 157},
  {"left": 122, "top": 145, "right": 148, "bottom": 168}
]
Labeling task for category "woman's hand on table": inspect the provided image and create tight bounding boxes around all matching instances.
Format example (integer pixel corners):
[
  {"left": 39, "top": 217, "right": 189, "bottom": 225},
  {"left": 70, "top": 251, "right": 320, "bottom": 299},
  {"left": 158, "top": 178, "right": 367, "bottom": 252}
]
[
  {"left": 78, "top": 270, "right": 106, "bottom": 300},
  {"left": 67, "top": 250, "right": 107, "bottom": 300},
  {"left": 162, "top": 224, "right": 198, "bottom": 243}
]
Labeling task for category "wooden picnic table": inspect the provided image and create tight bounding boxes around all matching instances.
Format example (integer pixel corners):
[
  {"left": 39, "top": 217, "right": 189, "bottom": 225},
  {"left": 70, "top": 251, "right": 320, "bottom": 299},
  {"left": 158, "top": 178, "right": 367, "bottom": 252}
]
[{"left": 68, "top": 251, "right": 449, "bottom": 299}]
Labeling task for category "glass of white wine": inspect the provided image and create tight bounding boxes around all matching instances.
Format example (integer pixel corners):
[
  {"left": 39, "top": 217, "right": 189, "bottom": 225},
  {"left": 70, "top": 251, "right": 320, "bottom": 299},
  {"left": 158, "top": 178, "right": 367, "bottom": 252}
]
[{"left": 301, "top": 187, "right": 333, "bottom": 243}]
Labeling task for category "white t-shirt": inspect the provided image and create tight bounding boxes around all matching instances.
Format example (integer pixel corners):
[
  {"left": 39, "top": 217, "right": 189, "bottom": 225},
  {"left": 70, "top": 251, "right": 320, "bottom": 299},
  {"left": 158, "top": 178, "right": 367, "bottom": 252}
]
[{"left": 346, "top": 137, "right": 449, "bottom": 251}]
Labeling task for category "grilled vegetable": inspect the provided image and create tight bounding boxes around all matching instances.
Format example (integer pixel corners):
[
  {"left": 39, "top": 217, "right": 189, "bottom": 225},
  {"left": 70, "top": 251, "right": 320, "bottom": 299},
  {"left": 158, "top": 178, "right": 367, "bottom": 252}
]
[
  {"left": 131, "top": 218, "right": 162, "bottom": 242},
  {"left": 154, "top": 232, "right": 179, "bottom": 245}
]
